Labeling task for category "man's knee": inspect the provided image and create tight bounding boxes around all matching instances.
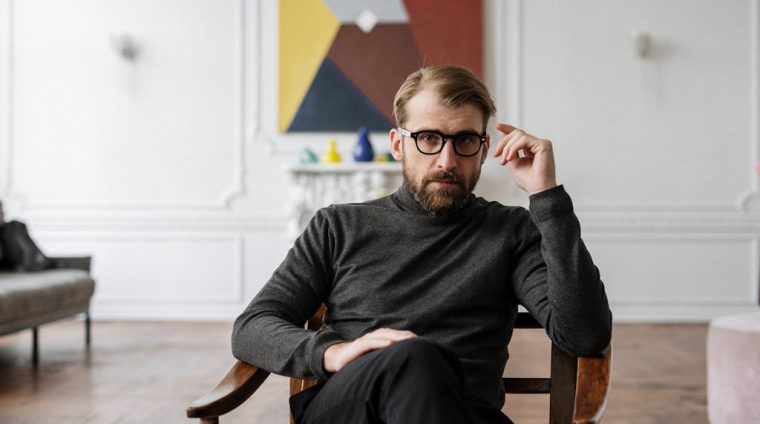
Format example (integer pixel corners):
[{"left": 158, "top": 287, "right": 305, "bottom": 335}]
[
  {"left": 382, "top": 338, "right": 462, "bottom": 375},
  {"left": 386, "top": 337, "right": 447, "bottom": 357}
]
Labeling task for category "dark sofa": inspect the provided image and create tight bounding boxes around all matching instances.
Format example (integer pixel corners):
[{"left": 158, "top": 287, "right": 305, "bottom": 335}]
[{"left": 0, "top": 256, "right": 95, "bottom": 364}]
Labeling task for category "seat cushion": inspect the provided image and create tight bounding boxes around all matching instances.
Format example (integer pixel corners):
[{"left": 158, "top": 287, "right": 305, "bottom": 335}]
[
  {"left": 708, "top": 312, "right": 760, "bottom": 423},
  {"left": 0, "top": 269, "right": 95, "bottom": 323}
]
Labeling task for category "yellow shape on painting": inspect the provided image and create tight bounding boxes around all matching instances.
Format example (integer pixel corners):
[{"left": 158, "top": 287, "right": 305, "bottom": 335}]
[{"left": 279, "top": 0, "right": 340, "bottom": 132}]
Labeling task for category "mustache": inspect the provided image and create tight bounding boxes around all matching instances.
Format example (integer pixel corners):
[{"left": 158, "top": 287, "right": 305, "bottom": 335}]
[{"left": 422, "top": 171, "right": 463, "bottom": 186}]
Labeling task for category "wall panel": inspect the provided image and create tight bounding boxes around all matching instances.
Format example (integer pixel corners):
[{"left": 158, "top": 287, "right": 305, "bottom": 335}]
[
  {"left": 9, "top": 0, "right": 243, "bottom": 210},
  {"left": 519, "top": 0, "right": 752, "bottom": 210},
  {"left": 38, "top": 233, "right": 244, "bottom": 304}
]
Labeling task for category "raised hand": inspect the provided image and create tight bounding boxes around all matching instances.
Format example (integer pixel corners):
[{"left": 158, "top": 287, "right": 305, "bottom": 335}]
[{"left": 493, "top": 123, "right": 558, "bottom": 195}]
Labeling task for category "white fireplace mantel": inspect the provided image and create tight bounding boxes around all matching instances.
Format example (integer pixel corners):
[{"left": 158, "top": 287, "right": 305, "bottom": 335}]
[{"left": 285, "top": 163, "right": 403, "bottom": 237}]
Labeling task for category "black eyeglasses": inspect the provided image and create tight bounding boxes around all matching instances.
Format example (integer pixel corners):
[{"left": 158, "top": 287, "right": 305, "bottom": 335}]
[{"left": 398, "top": 127, "right": 486, "bottom": 157}]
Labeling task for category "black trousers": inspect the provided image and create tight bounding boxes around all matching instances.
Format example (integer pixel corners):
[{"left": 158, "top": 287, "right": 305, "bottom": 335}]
[{"left": 289, "top": 338, "right": 514, "bottom": 424}]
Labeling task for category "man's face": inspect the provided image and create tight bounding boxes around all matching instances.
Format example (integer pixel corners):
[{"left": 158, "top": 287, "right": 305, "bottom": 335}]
[{"left": 390, "top": 89, "right": 490, "bottom": 216}]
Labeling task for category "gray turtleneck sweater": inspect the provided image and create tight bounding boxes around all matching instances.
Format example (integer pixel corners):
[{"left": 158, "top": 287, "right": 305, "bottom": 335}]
[{"left": 232, "top": 184, "right": 612, "bottom": 409}]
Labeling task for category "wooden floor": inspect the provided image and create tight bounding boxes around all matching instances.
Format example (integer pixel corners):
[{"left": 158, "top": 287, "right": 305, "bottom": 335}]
[{"left": 0, "top": 319, "right": 708, "bottom": 424}]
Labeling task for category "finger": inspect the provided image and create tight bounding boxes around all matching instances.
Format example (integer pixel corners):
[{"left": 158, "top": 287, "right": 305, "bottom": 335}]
[
  {"left": 495, "top": 123, "right": 516, "bottom": 135},
  {"left": 356, "top": 336, "right": 395, "bottom": 351},
  {"left": 354, "top": 335, "right": 412, "bottom": 356},
  {"left": 367, "top": 327, "right": 417, "bottom": 337},
  {"left": 339, "top": 338, "right": 392, "bottom": 367},
  {"left": 493, "top": 133, "right": 513, "bottom": 157},
  {"left": 513, "top": 138, "right": 552, "bottom": 162},
  {"left": 492, "top": 136, "right": 506, "bottom": 157},
  {"left": 507, "top": 134, "right": 544, "bottom": 162},
  {"left": 366, "top": 328, "right": 417, "bottom": 340},
  {"left": 506, "top": 134, "right": 530, "bottom": 162},
  {"left": 500, "top": 130, "right": 525, "bottom": 164},
  {"left": 493, "top": 124, "right": 519, "bottom": 157},
  {"left": 495, "top": 131, "right": 515, "bottom": 161}
]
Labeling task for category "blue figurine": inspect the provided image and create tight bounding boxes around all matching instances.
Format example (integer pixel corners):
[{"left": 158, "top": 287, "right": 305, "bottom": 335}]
[{"left": 352, "top": 127, "right": 375, "bottom": 162}]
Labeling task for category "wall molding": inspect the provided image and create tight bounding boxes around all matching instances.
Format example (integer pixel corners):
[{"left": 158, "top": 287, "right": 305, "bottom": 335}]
[
  {"left": 219, "top": 0, "right": 248, "bottom": 210},
  {"left": 40, "top": 233, "right": 246, "bottom": 304},
  {"left": 4, "top": 0, "right": 247, "bottom": 213},
  {"left": 586, "top": 235, "right": 758, "bottom": 311},
  {"left": 753, "top": 237, "right": 760, "bottom": 304},
  {"left": 30, "top": 214, "right": 287, "bottom": 233},
  {"left": 504, "top": 0, "right": 523, "bottom": 127},
  {"left": 1, "top": 0, "right": 13, "bottom": 197},
  {"left": 738, "top": 0, "right": 760, "bottom": 211},
  {"left": 580, "top": 212, "right": 760, "bottom": 235},
  {"left": 21, "top": 209, "right": 760, "bottom": 236},
  {"left": 611, "top": 304, "right": 759, "bottom": 323}
]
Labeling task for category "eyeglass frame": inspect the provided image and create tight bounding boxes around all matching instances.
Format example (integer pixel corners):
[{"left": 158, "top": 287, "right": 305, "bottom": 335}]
[{"left": 397, "top": 127, "right": 487, "bottom": 157}]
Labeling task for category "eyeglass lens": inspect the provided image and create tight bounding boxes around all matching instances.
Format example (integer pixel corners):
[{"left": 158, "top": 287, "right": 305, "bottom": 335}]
[{"left": 416, "top": 131, "right": 482, "bottom": 156}]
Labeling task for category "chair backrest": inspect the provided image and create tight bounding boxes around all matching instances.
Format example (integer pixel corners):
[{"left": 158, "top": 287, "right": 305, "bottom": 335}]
[
  {"left": 288, "top": 306, "right": 583, "bottom": 424},
  {"left": 504, "top": 312, "right": 579, "bottom": 424}
]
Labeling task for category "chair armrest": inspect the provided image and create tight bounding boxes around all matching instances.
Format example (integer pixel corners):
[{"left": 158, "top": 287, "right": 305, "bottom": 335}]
[
  {"left": 186, "top": 361, "right": 270, "bottom": 419},
  {"left": 572, "top": 345, "right": 612, "bottom": 424},
  {"left": 187, "top": 361, "right": 269, "bottom": 418},
  {"left": 47, "top": 256, "right": 92, "bottom": 272}
]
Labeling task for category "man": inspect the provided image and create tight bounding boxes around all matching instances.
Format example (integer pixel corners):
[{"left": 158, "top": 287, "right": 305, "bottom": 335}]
[{"left": 232, "top": 66, "right": 612, "bottom": 423}]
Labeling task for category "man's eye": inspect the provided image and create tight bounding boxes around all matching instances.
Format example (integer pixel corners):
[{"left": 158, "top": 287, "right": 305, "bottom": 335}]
[
  {"left": 455, "top": 135, "right": 477, "bottom": 145},
  {"left": 420, "top": 133, "right": 440, "bottom": 143}
]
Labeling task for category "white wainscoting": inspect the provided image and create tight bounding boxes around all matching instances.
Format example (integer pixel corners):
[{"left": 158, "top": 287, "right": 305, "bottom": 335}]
[
  {"left": 587, "top": 235, "right": 759, "bottom": 321},
  {"left": 0, "top": 0, "right": 758, "bottom": 321}
]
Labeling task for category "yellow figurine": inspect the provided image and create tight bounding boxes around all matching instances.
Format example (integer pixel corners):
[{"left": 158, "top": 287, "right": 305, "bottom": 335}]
[{"left": 322, "top": 139, "right": 342, "bottom": 163}]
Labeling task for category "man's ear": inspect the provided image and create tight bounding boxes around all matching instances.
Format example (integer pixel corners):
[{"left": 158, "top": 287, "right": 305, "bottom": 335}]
[
  {"left": 480, "top": 134, "right": 491, "bottom": 165},
  {"left": 390, "top": 128, "right": 404, "bottom": 161}
]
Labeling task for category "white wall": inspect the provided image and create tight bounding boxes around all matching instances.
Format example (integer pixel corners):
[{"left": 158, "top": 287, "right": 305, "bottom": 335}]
[{"left": 0, "top": 0, "right": 758, "bottom": 321}]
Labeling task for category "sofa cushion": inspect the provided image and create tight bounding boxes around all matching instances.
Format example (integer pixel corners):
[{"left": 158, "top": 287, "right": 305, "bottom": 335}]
[{"left": 0, "top": 269, "right": 95, "bottom": 323}]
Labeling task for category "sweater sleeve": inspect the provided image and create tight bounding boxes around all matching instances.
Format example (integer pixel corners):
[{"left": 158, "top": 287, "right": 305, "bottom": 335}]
[
  {"left": 231, "top": 208, "right": 346, "bottom": 380},
  {"left": 510, "top": 185, "right": 612, "bottom": 356}
]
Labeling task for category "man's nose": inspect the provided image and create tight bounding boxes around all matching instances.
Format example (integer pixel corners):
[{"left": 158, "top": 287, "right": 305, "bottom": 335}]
[{"left": 436, "top": 139, "right": 458, "bottom": 171}]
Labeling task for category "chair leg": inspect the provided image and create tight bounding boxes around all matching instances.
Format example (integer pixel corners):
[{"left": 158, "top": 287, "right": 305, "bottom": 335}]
[
  {"left": 549, "top": 345, "right": 578, "bottom": 424},
  {"left": 199, "top": 418, "right": 219, "bottom": 424},
  {"left": 85, "top": 311, "right": 91, "bottom": 347},
  {"left": 32, "top": 326, "right": 39, "bottom": 367}
]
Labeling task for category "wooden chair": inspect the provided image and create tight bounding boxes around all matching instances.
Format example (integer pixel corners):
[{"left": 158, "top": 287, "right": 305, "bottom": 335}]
[{"left": 186, "top": 306, "right": 612, "bottom": 424}]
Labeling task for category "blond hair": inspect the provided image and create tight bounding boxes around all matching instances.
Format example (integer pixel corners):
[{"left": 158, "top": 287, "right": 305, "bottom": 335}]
[{"left": 392, "top": 66, "right": 496, "bottom": 130}]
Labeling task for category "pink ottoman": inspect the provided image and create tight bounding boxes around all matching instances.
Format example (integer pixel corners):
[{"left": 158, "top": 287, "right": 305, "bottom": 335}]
[{"left": 707, "top": 312, "right": 760, "bottom": 423}]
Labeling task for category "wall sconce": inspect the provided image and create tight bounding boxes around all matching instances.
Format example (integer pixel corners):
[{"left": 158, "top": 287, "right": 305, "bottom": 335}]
[
  {"left": 631, "top": 30, "right": 652, "bottom": 59},
  {"left": 110, "top": 33, "right": 139, "bottom": 61}
]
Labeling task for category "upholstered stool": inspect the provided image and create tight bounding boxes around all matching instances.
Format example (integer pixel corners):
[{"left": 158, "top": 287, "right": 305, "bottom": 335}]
[{"left": 707, "top": 311, "right": 760, "bottom": 423}]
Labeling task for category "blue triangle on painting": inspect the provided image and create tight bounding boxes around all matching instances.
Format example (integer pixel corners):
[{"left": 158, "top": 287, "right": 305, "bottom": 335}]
[{"left": 288, "top": 58, "right": 393, "bottom": 132}]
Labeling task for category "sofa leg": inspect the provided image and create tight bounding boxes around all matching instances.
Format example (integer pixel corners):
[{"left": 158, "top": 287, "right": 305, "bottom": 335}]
[
  {"left": 32, "top": 326, "right": 39, "bottom": 367},
  {"left": 85, "top": 311, "right": 91, "bottom": 347}
]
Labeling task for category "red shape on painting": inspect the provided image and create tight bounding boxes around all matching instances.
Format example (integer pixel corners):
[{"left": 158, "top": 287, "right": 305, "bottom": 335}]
[
  {"left": 403, "top": 0, "right": 483, "bottom": 76},
  {"left": 327, "top": 24, "right": 422, "bottom": 123}
]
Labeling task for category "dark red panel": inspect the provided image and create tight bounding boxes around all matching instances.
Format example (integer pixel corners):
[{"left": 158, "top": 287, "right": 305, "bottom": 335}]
[
  {"left": 327, "top": 24, "right": 422, "bottom": 123},
  {"left": 403, "top": 0, "right": 483, "bottom": 76}
]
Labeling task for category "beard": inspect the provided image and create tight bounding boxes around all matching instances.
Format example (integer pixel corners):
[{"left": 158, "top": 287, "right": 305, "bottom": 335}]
[{"left": 403, "top": 165, "right": 481, "bottom": 217}]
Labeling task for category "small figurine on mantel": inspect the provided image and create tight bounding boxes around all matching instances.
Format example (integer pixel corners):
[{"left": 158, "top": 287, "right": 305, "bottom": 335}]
[
  {"left": 322, "top": 139, "right": 342, "bottom": 163},
  {"left": 352, "top": 127, "right": 375, "bottom": 162},
  {"left": 374, "top": 151, "right": 396, "bottom": 163},
  {"left": 299, "top": 147, "right": 319, "bottom": 164}
]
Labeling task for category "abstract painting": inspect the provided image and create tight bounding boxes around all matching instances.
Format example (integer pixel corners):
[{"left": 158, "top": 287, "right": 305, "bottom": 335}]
[{"left": 279, "top": 0, "right": 483, "bottom": 133}]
